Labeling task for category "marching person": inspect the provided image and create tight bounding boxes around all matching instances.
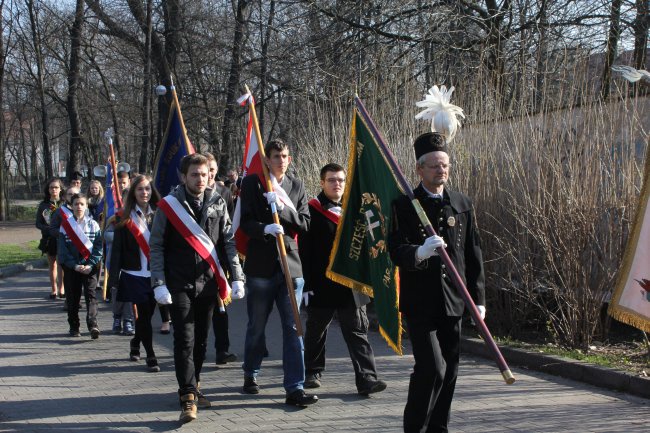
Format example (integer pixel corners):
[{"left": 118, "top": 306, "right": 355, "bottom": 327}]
[
  {"left": 388, "top": 132, "right": 486, "bottom": 433},
  {"left": 108, "top": 175, "right": 162, "bottom": 372},
  {"left": 205, "top": 153, "right": 238, "bottom": 365},
  {"left": 300, "top": 163, "right": 387, "bottom": 395},
  {"left": 36, "top": 178, "right": 65, "bottom": 299},
  {"left": 86, "top": 180, "right": 105, "bottom": 223},
  {"left": 149, "top": 153, "right": 245, "bottom": 423},
  {"left": 69, "top": 171, "right": 84, "bottom": 189},
  {"left": 57, "top": 192, "right": 103, "bottom": 339},
  {"left": 239, "top": 139, "right": 317, "bottom": 407}
]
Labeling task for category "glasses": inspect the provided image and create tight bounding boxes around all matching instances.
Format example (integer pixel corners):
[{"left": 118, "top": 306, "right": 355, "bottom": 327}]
[{"left": 325, "top": 178, "right": 346, "bottom": 184}]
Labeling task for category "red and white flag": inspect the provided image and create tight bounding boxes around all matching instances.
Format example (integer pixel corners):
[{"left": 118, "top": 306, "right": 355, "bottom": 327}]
[{"left": 232, "top": 92, "right": 265, "bottom": 255}]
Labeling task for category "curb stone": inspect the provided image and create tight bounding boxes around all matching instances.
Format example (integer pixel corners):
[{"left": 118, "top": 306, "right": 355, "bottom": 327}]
[
  {"left": 0, "top": 257, "right": 47, "bottom": 279},
  {"left": 461, "top": 336, "right": 650, "bottom": 399}
]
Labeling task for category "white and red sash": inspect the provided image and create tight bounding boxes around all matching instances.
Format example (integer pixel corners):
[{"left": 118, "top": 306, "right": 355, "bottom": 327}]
[
  {"left": 59, "top": 206, "right": 92, "bottom": 260},
  {"left": 308, "top": 198, "right": 341, "bottom": 225},
  {"left": 158, "top": 195, "right": 231, "bottom": 301},
  {"left": 271, "top": 174, "right": 297, "bottom": 213},
  {"left": 124, "top": 210, "right": 151, "bottom": 260}
]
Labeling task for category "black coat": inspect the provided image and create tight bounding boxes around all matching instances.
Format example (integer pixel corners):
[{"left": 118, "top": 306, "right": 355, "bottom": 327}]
[
  {"left": 299, "top": 192, "right": 370, "bottom": 308},
  {"left": 388, "top": 184, "right": 485, "bottom": 318},
  {"left": 108, "top": 210, "right": 153, "bottom": 288},
  {"left": 149, "top": 186, "right": 244, "bottom": 296},
  {"left": 239, "top": 173, "right": 310, "bottom": 278}
]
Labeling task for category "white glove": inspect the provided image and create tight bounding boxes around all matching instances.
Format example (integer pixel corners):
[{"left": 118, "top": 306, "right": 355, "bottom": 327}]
[
  {"left": 263, "top": 191, "right": 285, "bottom": 211},
  {"left": 415, "top": 235, "right": 446, "bottom": 261},
  {"left": 478, "top": 305, "right": 486, "bottom": 320},
  {"left": 263, "top": 223, "right": 285, "bottom": 237},
  {"left": 154, "top": 285, "right": 172, "bottom": 305},
  {"left": 231, "top": 280, "right": 245, "bottom": 299},
  {"left": 302, "top": 291, "right": 314, "bottom": 306}
]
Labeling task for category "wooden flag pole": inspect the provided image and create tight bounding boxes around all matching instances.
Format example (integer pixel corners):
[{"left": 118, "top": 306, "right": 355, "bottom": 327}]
[
  {"left": 243, "top": 85, "right": 303, "bottom": 336},
  {"left": 355, "top": 96, "right": 514, "bottom": 384}
]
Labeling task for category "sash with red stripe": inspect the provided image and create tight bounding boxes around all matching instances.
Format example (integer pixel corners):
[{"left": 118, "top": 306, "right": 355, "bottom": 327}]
[
  {"left": 124, "top": 210, "right": 151, "bottom": 260},
  {"left": 158, "top": 195, "right": 231, "bottom": 301},
  {"left": 308, "top": 198, "right": 340, "bottom": 225},
  {"left": 59, "top": 206, "right": 93, "bottom": 260}
]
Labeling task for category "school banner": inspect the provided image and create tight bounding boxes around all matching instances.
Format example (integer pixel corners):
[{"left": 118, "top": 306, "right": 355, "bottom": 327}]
[
  {"left": 327, "top": 105, "right": 403, "bottom": 355},
  {"left": 609, "top": 148, "right": 650, "bottom": 332}
]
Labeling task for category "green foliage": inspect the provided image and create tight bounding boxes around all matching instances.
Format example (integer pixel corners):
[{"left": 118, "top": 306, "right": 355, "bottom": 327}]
[
  {"left": 0, "top": 241, "right": 42, "bottom": 267},
  {"left": 8, "top": 205, "right": 38, "bottom": 222}
]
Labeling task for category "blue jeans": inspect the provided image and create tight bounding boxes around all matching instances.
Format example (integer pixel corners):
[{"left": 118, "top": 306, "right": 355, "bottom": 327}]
[{"left": 243, "top": 271, "right": 304, "bottom": 393}]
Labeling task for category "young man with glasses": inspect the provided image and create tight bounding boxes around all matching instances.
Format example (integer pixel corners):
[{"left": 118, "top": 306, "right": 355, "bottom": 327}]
[{"left": 300, "top": 163, "right": 387, "bottom": 395}]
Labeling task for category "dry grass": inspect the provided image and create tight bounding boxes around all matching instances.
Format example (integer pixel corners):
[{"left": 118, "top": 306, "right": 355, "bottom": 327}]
[{"left": 289, "top": 63, "right": 649, "bottom": 350}]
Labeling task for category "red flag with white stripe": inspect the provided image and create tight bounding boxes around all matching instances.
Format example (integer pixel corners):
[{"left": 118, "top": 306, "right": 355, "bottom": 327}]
[{"left": 232, "top": 92, "right": 264, "bottom": 255}]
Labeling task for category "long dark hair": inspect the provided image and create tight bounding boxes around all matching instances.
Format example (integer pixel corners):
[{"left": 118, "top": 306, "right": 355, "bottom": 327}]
[
  {"left": 42, "top": 178, "right": 64, "bottom": 202},
  {"left": 118, "top": 175, "right": 161, "bottom": 227}
]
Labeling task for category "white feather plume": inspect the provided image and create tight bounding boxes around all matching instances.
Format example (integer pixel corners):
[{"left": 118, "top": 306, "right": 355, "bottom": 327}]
[
  {"left": 415, "top": 85, "right": 465, "bottom": 142},
  {"left": 611, "top": 65, "right": 650, "bottom": 83}
]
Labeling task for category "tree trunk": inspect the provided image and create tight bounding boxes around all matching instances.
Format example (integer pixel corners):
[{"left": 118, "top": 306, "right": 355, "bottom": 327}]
[
  {"left": 633, "top": 0, "right": 648, "bottom": 70},
  {"left": 601, "top": 0, "right": 622, "bottom": 100},
  {"left": 258, "top": 0, "right": 276, "bottom": 139},
  {"left": 66, "top": 0, "right": 85, "bottom": 181},
  {"left": 27, "top": 0, "right": 52, "bottom": 179},
  {"left": 139, "top": 0, "right": 153, "bottom": 174},
  {"left": 221, "top": 0, "right": 251, "bottom": 174},
  {"left": 0, "top": 0, "right": 7, "bottom": 220}
]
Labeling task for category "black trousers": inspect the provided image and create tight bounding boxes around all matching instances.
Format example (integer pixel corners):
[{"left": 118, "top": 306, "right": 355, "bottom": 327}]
[
  {"left": 63, "top": 266, "right": 98, "bottom": 332},
  {"left": 132, "top": 294, "right": 158, "bottom": 359},
  {"left": 211, "top": 306, "right": 230, "bottom": 353},
  {"left": 168, "top": 290, "right": 216, "bottom": 396},
  {"left": 403, "top": 315, "right": 461, "bottom": 433},
  {"left": 304, "top": 304, "right": 378, "bottom": 389}
]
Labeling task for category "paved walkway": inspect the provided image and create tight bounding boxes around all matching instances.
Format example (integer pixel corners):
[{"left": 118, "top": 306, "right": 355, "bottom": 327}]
[{"left": 0, "top": 268, "right": 648, "bottom": 433}]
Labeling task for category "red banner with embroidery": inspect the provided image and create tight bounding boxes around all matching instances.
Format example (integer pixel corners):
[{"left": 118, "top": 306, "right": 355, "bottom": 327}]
[
  {"left": 158, "top": 195, "right": 231, "bottom": 301},
  {"left": 59, "top": 206, "right": 92, "bottom": 260},
  {"left": 308, "top": 198, "right": 340, "bottom": 225}
]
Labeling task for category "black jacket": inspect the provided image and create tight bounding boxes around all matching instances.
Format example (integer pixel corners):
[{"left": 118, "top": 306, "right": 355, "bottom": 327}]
[
  {"left": 108, "top": 210, "right": 153, "bottom": 288},
  {"left": 149, "top": 186, "right": 244, "bottom": 296},
  {"left": 239, "top": 173, "right": 310, "bottom": 278},
  {"left": 299, "top": 192, "right": 370, "bottom": 308},
  {"left": 388, "top": 184, "right": 485, "bottom": 318}
]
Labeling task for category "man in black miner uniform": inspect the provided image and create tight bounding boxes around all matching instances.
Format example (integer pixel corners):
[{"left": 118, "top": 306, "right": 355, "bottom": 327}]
[
  {"left": 387, "top": 132, "right": 486, "bottom": 433},
  {"left": 300, "top": 163, "right": 387, "bottom": 395}
]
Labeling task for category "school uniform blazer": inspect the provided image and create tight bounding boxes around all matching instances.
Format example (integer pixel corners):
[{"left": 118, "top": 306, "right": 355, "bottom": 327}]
[{"left": 239, "top": 173, "right": 310, "bottom": 278}]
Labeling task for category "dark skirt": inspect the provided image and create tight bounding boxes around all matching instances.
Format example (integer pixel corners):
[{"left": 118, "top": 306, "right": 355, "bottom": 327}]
[{"left": 116, "top": 272, "right": 152, "bottom": 304}]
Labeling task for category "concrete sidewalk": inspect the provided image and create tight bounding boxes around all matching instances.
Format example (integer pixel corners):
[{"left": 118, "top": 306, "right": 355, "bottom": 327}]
[{"left": 0, "top": 268, "right": 648, "bottom": 432}]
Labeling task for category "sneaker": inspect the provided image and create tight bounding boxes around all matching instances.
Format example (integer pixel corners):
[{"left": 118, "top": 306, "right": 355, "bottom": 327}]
[
  {"left": 216, "top": 351, "right": 237, "bottom": 365},
  {"left": 112, "top": 318, "right": 122, "bottom": 334},
  {"left": 179, "top": 393, "right": 197, "bottom": 423},
  {"left": 304, "top": 373, "right": 321, "bottom": 389},
  {"left": 90, "top": 327, "right": 100, "bottom": 340},
  {"left": 146, "top": 357, "right": 160, "bottom": 373},
  {"left": 243, "top": 376, "right": 259, "bottom": 394},
  {"left": 285, "top": 389, "right": 318, "bottom": 407},
  {"left": 69, "top": 329, "right": 81, "bottom": 337},
  {"left": 357, "top": 379, "right": 387, "bottom": 396},
  {"left": 123, "top": 320, "right": 135, "bottom": 336},
  {"left": 196, "top": 383, "right": 211, "bottom": 408}
]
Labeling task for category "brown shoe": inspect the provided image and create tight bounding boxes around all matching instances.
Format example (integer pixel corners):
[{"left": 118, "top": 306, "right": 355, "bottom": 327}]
[
  {"left": 196, "top": 382, "right": 211, "bottom": 408},
  {"left": 179, "top": 394, "right": 197, "bottom": 423}
]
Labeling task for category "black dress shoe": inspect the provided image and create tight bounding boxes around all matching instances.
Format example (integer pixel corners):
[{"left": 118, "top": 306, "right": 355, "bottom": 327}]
[
  {"left": 285, "top": 389, "right": 318, "bottom": 407},
  {"left": 216, "top": 351, "right": 237, "bottom": 364},
  {"left": 357, "top": 379, "right": 387, "bottom": 396},
  {"left": 243, "top": 376, "right": 259, "bottom": 394}
]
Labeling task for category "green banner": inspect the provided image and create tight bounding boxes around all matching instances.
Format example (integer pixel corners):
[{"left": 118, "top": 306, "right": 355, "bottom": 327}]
[{"left": 326, "top": 107, "right": 403, "bottom": 354}]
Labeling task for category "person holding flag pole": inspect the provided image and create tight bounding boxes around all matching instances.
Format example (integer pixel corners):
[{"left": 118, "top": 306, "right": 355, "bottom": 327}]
[{"left": 237, "top": 87, "right": 317, "bottom": 407}]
